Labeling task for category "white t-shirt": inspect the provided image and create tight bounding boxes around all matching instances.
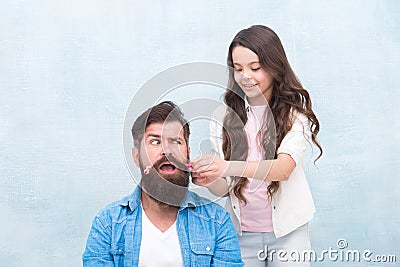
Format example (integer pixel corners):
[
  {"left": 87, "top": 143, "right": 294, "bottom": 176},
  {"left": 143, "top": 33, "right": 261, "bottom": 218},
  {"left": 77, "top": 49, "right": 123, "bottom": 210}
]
[{"left": 138, "top": 207, "right": 184, "bottom": 267}]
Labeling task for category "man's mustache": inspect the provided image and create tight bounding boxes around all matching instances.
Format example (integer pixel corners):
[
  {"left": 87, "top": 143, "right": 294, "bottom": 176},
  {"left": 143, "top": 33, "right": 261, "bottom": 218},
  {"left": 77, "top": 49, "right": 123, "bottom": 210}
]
[{"left": 151, "top": 155, "right": 189, "bottom": 172}]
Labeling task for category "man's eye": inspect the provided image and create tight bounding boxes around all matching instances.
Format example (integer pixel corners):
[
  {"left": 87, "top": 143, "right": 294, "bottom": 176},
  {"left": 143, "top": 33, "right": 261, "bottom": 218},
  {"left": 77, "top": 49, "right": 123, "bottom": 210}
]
[
  {"left": 150, "top": 140, "right": 160, "bottom": 145},
  {"left": 172, "top": 140, "right": 182, "bottom": 145}
]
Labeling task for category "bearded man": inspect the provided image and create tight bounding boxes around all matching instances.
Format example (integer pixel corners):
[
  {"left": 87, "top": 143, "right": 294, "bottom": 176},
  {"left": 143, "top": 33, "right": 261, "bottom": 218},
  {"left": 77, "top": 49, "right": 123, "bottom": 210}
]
[{"left": 83, "top": 101, "right": 243, "bottom": 267}]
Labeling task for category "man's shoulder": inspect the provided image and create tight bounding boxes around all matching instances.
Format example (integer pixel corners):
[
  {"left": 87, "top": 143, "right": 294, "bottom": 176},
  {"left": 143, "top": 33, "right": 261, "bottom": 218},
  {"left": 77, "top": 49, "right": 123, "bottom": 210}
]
[{"left": 94, "top": 188, "right": 140, "bottom": 223}]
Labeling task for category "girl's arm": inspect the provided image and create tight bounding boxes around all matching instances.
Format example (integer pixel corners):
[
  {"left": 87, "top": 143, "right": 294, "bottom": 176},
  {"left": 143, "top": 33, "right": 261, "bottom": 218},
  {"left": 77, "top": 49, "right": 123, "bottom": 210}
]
[
  {"left": 192, "top": 173, "right": 229, "bottom": 197},
  {"left": 191, "top": 153, "right": 295, "bottom": 182},
  {"left": 239, "top": 154, "right": 296, "bottom": 181},
  {"left": 193, "top": 111, "right": 311, "bottom": 182}
]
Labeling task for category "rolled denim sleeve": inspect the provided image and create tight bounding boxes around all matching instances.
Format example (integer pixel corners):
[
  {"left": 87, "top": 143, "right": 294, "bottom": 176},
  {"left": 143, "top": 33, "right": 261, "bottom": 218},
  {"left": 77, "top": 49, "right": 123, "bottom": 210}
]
[
  {"left": 276, "top": 111, "right": 312, "bottom": 166},
  {"left": 82, "top": 215, "right": 114, "bottom": 267},
  {"left": 212, "top": 212, "right": 244, "bottom": 266}
]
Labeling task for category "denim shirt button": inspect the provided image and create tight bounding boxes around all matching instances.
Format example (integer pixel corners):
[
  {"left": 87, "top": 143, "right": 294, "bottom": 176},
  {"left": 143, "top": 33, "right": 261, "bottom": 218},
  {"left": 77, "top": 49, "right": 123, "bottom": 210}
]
[{"left": 206, "top": 247, "right": 210, "bottom": 251}]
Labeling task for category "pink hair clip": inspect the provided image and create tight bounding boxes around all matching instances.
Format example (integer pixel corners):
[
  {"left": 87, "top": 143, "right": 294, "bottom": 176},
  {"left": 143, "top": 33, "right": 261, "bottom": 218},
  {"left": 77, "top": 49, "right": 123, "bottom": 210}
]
[
  {"left": 184, "top": 162, "right": 193, "bottom": 168},
  {"left": 144, "top": 166, "right": 152, "bottom": 175}
]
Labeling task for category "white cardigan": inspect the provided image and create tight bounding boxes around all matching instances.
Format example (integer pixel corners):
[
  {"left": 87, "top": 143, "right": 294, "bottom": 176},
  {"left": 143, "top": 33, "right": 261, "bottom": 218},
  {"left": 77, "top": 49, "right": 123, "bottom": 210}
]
[{"left": 209, "top": 104, "right": 315, "bottom": 238}]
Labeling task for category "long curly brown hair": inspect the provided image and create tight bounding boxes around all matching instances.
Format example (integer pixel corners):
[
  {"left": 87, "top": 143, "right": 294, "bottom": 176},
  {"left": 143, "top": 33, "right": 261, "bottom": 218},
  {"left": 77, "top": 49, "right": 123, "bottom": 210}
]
[{"left": 222, "top": 25, "right": 323, "bottom": 202}]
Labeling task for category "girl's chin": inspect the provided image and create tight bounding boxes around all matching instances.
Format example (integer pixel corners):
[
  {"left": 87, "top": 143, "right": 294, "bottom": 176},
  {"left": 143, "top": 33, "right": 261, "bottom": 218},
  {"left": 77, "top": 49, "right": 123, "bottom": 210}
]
[
  {"left": 245, "top": 94, "right": 269, "bottom": 105},
  {"left": 241, "top": 85, "right": 258, "bottom": 91},
  {"left": 244, "top": 92, "right": 262, "bottom": 100}
]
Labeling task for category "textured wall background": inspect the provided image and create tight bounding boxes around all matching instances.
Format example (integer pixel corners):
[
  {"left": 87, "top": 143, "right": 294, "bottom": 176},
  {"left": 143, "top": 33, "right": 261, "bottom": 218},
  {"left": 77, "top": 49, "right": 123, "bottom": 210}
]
[{"left": 1, "top": 0, "right": 399, "bottom": 266}]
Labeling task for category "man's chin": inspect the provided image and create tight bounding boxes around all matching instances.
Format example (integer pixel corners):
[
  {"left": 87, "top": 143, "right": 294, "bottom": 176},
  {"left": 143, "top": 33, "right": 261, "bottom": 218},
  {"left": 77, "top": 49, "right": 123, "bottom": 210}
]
[
  {"left": 147, "top": 191, "right": 187, "bottom": 207},
  {"left": 143, "top": 186, "right": 188, "bottom": 207},
  {"left": 162, "top": 173, "right": 189, "bottom": 188},
  {"left": 141, "top": 168, "right": 189, "bottom": 206}
]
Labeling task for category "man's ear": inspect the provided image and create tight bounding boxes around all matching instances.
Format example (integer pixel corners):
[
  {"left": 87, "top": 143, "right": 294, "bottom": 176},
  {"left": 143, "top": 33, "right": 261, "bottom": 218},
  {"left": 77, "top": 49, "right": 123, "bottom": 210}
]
[{"left": 132, "top": 147, "right": 140, "bottom": 167}]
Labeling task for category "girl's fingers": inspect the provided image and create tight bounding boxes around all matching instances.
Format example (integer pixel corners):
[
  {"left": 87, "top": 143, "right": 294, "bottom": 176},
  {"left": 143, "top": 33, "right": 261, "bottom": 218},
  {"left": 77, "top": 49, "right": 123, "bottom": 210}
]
[
  {"left": 192, "top": 177, "right": 207, "bottom": 186},
  {"left": 191, "top": 173, "right": 204, "bottom": 179},
  {"left": 192, "top": 154, "right": 219, "bottom": 171},
  {"left": 195, "top": 170, "right": 216, "bottom": 178},
  {"left": 192, "top": 156, "right": 214, "bottom": 171}
]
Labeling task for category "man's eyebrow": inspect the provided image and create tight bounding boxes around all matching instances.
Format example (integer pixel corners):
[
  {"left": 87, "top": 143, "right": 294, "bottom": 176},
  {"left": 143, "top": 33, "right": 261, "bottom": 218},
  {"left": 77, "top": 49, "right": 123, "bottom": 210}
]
[
  {"left": 145, "top": 134, "right": 161, "bottom": 139},
  {"left": 168, "top": 136, "right": 183, "bottom": 141},
  {"left": 145, "top": 134, "right": 183, "bottom": 141}
]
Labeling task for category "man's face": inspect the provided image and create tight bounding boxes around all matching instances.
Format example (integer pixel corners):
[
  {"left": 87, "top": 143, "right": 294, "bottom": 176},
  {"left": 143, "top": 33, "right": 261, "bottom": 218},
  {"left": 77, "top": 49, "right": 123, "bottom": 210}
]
[{"left": 132, "top": 121, "right": 190, "bottom": 206}]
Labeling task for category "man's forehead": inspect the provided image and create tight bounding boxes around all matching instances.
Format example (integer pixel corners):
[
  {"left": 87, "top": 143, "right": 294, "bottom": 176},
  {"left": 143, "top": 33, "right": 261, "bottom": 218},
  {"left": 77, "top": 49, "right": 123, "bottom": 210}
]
[{"left": 145, "top": 121, "right": 184, "bottom": 137}]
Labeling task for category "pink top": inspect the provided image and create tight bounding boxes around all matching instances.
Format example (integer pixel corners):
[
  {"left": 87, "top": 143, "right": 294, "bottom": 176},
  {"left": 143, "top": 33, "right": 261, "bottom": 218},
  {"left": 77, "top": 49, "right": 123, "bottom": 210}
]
[{"left": 240, "top": 105, "right": 274, "bottom": 232}]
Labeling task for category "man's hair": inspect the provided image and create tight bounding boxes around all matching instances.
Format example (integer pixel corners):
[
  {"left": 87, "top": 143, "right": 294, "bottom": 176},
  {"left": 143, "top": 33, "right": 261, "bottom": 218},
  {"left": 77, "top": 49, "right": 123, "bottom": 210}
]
[{"left": 131, "top": 101, "right": 190, "bottom": 148}]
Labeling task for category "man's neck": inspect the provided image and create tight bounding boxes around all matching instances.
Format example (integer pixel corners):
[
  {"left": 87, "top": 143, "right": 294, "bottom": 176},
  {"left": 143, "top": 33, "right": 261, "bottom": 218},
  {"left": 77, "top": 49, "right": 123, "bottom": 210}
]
[{"left": 141, "top": 191, "right": 179, "bottom": 232}]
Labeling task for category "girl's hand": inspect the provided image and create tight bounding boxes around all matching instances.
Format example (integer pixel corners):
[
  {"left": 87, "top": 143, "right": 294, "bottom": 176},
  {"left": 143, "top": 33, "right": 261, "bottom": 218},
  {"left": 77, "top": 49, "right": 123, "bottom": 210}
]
[
  {"left": 191, "top": 154, "right": 230, "bottom": 180},
  {"left": 191, "top": 172, "right": 217, "bottom": 187}
]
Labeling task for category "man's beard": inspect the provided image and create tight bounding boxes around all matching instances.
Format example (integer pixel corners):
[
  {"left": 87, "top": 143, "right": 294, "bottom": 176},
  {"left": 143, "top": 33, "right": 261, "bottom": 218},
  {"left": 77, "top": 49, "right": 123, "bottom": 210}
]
[{"left": 140, "top": 155, "right": 190, "bottom": 207}]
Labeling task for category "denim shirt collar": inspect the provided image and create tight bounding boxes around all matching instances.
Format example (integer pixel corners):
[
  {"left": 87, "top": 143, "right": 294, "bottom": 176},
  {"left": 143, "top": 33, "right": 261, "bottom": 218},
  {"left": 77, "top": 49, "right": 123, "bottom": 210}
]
[{"left": 118, "top": 185, "right": 201, "bottom": 211}]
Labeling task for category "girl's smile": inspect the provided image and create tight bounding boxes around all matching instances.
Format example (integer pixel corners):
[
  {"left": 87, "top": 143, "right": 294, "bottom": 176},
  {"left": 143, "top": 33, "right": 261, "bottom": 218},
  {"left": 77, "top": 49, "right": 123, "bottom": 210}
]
[{"left": 232, "top": 45, "right": 274, "bottom": 105}]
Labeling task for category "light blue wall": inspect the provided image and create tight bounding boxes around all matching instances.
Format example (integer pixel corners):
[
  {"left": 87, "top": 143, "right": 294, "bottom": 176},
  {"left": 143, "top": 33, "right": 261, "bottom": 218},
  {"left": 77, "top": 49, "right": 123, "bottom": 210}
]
[{"left": 1, "top": 1, "right": 399, "bottom": 266}]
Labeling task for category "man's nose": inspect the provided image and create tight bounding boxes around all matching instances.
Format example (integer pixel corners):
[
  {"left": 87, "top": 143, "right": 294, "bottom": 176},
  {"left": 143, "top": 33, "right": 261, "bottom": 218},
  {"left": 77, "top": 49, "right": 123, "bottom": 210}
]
[{"left": 161, "top": 143, "right": 173, "bottom": 156}]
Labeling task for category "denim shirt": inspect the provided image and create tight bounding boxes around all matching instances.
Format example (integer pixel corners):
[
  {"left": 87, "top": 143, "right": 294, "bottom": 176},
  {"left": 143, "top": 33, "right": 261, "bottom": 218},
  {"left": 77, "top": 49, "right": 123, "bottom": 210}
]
[{"left": 83, "top": 186, "right": 243, "bottom": 267}]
